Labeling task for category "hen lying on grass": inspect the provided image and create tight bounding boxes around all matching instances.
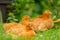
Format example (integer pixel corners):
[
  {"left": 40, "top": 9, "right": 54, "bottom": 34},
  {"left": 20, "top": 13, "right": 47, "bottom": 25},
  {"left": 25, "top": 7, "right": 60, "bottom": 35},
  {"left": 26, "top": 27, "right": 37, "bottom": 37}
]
[
  {"left": 3, "top": 22, "right": 36, "bottom": 38},
  {"left": 31, "top": 10, "right": 54, "bottom": 31}
]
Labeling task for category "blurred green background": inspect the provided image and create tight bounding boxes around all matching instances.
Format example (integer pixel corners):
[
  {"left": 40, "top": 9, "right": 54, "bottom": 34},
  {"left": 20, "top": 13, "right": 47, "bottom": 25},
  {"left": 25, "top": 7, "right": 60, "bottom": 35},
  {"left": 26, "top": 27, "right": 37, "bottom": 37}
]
[
  {"left": 0, "top": 0, "right": 60, "bottom": 40},
  {"left": 6, "top": 0, "right": 60, "bottom": 22}
]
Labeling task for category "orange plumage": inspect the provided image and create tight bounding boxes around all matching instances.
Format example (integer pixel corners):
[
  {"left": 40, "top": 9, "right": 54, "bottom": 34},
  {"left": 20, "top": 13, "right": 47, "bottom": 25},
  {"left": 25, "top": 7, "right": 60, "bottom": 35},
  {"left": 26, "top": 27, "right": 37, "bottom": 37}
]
[
  {"left": 3, "top": 22, "right": 18, "bottom": 32},
  {"left": 20, "top": 10, "right": 54, "bottom": 31},
  {"left": 30, "top": 10, "right": 54, "bottom": 31},
  {"left": 3, "top": 10, "right": 54, "bottom": 38},
  {"left": 3, "top": 22, "right": 36, "bottom": 38}
]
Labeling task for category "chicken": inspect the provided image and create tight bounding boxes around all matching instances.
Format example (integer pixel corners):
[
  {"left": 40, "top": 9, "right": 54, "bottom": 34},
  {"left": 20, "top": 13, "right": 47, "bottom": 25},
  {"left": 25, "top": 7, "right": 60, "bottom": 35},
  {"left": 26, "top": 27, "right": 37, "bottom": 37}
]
[
  {"left": 3, "top": 22, "right": 36, "bottom": 38},
  {"left": 30, "top": 10, "right": 54, "bottom": 31}
]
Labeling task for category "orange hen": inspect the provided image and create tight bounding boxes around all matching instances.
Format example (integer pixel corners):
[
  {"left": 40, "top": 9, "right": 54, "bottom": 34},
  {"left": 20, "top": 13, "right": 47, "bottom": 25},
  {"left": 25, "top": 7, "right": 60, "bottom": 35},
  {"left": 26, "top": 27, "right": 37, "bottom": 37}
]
[
  {"left": 3, "top": 22, "right": 36, "bottom": 38},
  {"left": 31, "top": 10, "right": 54, "bottom": 31}
]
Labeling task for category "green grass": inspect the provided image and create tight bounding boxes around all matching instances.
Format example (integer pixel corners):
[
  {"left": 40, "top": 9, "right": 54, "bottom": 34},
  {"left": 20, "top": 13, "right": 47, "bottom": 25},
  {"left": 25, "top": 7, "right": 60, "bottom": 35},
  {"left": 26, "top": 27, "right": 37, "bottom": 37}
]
[
  {"left": 35, "top": 29, "right": 60, "bottom": 40},
  {"left": 0, "top": 28, "right": 60, "bottom": 40},
  {"left": 0, "top": 23, "right": 60, "bottom": 40}
]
